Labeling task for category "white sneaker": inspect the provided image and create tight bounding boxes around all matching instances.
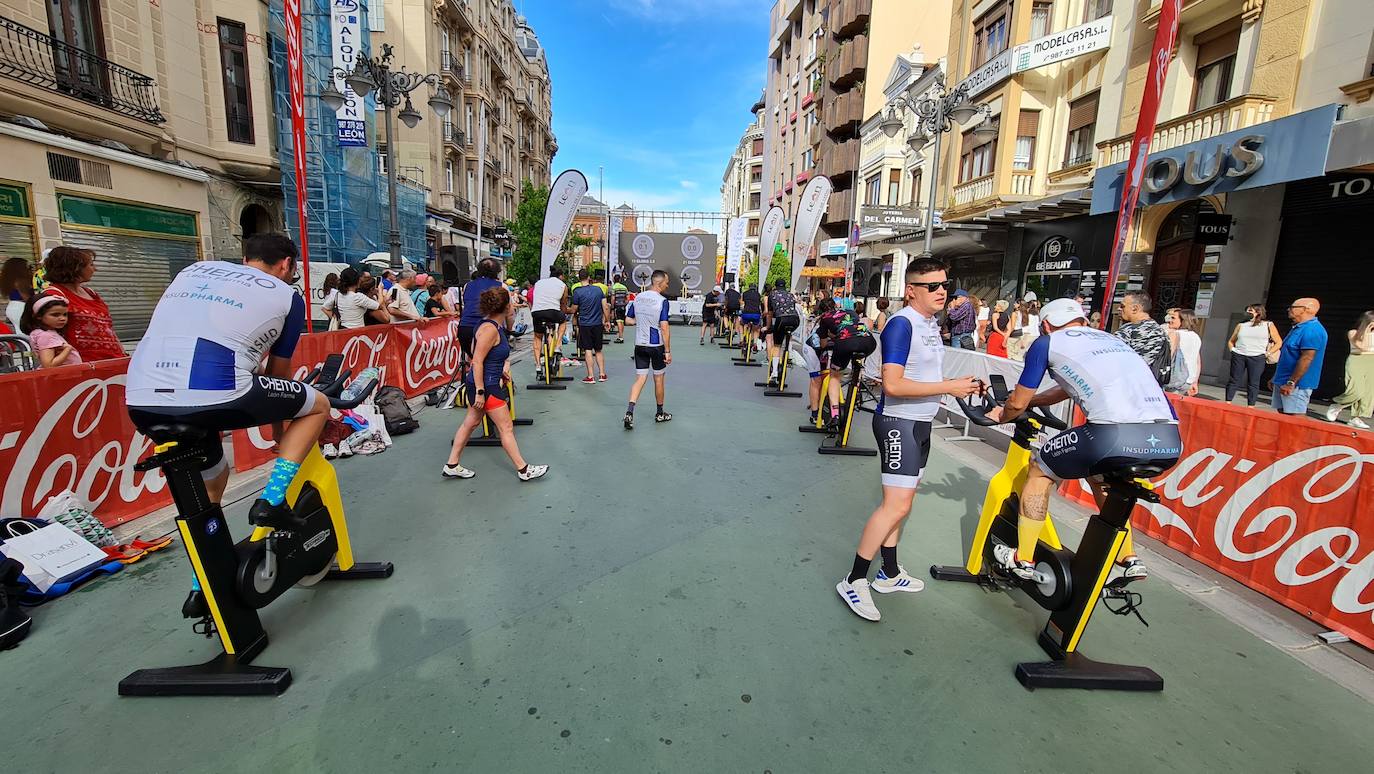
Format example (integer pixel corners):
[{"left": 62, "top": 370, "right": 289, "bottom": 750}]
[
  {"left": 1119, "top": 556, "right": 1148, "bottom": 580},
  {"left": 338, "top": 441, "right": 353, "bottom": 458},
  {"left": 992, "top": 543, "right": 1037, "bottom": 580},
  {"left": 1326, "top": 404, "right": 1343, "bottom": 422},
  {"left": 517, "top": 464, "right": 549, "bottom": 481},
  {"left": 441, "top": 463, "right": 475, "bottom": 479},
  {"left": 872, "top": 565, "right": 925, "bottom": 594},
  {"left": 1352, "top": 417, "right": 1371, "bottom": 430},
  {"left": 322, "top": 443, "right": 338, "bottom": 459},
  {"left": 836, "top": 578, "right": 880, "bottom": 621}
]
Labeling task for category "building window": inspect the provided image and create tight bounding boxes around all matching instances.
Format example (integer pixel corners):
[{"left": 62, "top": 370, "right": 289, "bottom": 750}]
[
  {"left": 748, "top": 218, "right": 760, "bottom": 237},
  {"left": 1014, "top": 110, "right": 1040, "bottom": 170},
  {"left": 801, "top": 148, "right": 814, "bottom": 169},
  {"left": 1064, "top": 91, "right": 1098, "bottom": 167},
  {"left": 749, "top": 192, "right": 761, "bottom": 210},
  {"left": 750, "top": 167, "right": 763, "bottom": 184},
  {"left": 1030, "top": 2, "right": 1053, "bottom": 40},
  {"left": 217, "top": 19, "right": 254, "bottom": 144},
  {"left": 886, "top": 168, "right": 902, "bottom": 205},
  {"left": 445, "top": 160, "right": 454, "bottom": 192},
  {"left": 864, "top": 174, "right": 882, "bottom": 205},
  {"left": 752, "top": 138, "right": 764, "bottom": 156},
  {"left": 466, "top": 103, "right": 474, "bottom": 137},
  {"left": 1193, "top": 20, "right": 1240, "bottom": 111},
  {"left": 467, "top": 169, "right": 475, "bottom": 201},
  {"left": 1083, "top": 0, "right": 1111, "bottom": 22},
  {"left": 959, "top": 130, "right": 997, "bottom": 182},
  {"left": 378, "top": 145, "right": 387, "bottom": 176},
  {"left": 973, "top": 2, "right": 1011, "bottom": 67},
  {"left": 909, "top": 168, "right": 923, "bottom": 208}
]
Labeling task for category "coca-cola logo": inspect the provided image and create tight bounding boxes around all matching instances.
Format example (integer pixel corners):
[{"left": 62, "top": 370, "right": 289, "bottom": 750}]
[
  {"left": 1118, "top": 444, "right": 1374, "bottom": 621},
  {"left": 402, "top": 320, "right": 463, "bottom": 389},
  {"left": 1, "top": 372, "right": 166, "bottom": 521},
  {"left": 291, "top": 330, "right": 391, "bottom": 388}
]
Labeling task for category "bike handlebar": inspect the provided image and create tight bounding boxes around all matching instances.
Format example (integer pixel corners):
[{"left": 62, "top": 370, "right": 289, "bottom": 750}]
[{"left": 954, "top": 390, "right": 1069, "bottom": 432}]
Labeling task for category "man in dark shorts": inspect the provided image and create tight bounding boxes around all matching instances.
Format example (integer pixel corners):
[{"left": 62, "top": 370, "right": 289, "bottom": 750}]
[
  {"left": 570, "top": 268, "right": 610, "bottom": 383},
  {"left": 740, "top": 283, "right": 763, "bottom": 349},
  {"left": 723, "top": 283, "right": 743, "bottom": 342},
  {"left": 700, "top": 285, "right": 722, "bottom": 344},
  {"left": 763, "top": 278, "right": 800, "bottom": 388},
  {"left": 530, "top": 265, "right": 569, "bottom": 380},
  {"left": 624, "top": 270, "right": 673, "bottom": 429}
]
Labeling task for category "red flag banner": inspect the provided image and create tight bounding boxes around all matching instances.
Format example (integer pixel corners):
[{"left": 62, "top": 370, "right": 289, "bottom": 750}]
[
  {"left": 1099, "top": 0, "right": 1182, "bottom": 326},
  {"left": 283, "top": 0, "right": 314, "bottom": 328}
]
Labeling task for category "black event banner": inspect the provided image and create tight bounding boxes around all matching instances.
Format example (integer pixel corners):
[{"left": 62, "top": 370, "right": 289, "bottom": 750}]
[{"left": 619, "top": 232, "right": 718, "bottom": 298}]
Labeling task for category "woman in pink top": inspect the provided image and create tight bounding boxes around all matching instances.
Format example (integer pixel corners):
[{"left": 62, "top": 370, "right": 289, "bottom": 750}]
[
  {"left": 41, "top": 246, "right": 124, "bottom": 361},
  {"left": 20, "top": 293, "right": 81, "bottom": 368}
]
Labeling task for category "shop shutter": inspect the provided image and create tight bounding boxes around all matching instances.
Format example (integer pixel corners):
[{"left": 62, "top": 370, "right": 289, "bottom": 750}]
[
  {"left": 1195, "top": 20, "right": 1241, "bottom": 67},
  {"left": 1265, "top": 174, "right": 1374, "bottom": 398},
  {"left": 58, "top": 230, "right": 199, "bottom": 343},
  {"left": 1067, "top": 92, "right": 1099, "bottom": 132},
  {"left": 0, "top": 222, "right": 36, "bottom": 265}
]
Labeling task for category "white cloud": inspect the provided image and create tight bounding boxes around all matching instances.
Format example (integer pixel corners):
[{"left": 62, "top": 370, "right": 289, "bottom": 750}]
[{"left": 679, "top": 180, "right": 698, "bottom": 190}]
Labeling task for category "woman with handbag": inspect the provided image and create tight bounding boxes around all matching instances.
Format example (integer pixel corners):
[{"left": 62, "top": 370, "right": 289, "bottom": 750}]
[
  {"left": 1165, "top": 308, "right": 1201, "bottom": 396},
  {"left": 1225, "top": 303, "right": 1281, "bottom": 406}
]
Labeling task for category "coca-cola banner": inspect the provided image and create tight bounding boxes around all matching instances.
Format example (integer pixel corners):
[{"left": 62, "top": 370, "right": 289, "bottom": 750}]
[
  {"left": 1063, "top": 397, "right": 1374, "bottom": 649},
  {"left": 0, "top": 319, "right": 464, "bottom": 526}
]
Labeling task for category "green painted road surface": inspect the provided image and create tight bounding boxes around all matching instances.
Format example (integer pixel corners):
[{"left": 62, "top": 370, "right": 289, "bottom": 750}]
[{"left": 7, "top": 338, "right": 1374, "bottom": 773}]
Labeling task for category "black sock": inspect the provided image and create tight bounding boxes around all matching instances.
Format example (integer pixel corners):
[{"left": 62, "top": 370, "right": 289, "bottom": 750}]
[
  {"left": 848, "top": 554, "right": 871, "bottom": 584},
  {"left": 656, "top": 404, "right": 664, "bottom": 414},
  {"left": 518, "top": 465, "right": 528, "bottom": 474},
  {"left": 627, "top": 401, "right": 635, "bottom": 414},
  {"left": 880, "top": 546, "right": 899, "bottom": 578}
]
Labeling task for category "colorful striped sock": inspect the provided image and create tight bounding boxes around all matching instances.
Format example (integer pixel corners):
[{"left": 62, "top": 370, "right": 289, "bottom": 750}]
[{"left": 262, "top": 458, "right": 302, "bottom": 506}]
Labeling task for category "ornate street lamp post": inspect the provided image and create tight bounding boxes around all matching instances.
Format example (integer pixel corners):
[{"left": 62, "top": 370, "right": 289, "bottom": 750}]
[
  {"left": 321, "top": 44, "right": 452, "bottom": 270},
  {"left": 878, "top": 76, "right": 998, "bottom": 258}
]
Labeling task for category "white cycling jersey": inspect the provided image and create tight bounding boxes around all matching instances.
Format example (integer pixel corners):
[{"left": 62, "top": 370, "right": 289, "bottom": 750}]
[
  {"left": 126, "top": 261, "right": 306, "bottom": 407},
  {"left": 877, "top": 306, "right": 944, "bottom": 421},
  {"left": 626, "top": 289, "right": 670, "bottom": 346},
  {"left": 531, "top": 276, "right": 566, "bottom": 312},
  {"left": 1017, "top": 326, "right": 1178, "bottom": 425}
]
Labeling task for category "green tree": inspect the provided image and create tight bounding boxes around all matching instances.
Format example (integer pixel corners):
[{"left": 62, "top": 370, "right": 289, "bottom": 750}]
[
  {"left": 742, "top": 244, "right": 791, "bottom": 289},
  {"left": 505, "top": 180, "right": 598, "bottom": 285}
]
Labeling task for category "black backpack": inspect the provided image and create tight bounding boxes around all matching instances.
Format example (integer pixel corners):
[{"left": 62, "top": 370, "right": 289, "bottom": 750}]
[
  {"left": 1149, "top": 337, "right": 1174, "bottom": 387},
  {"left": 374, "top": 386, "right": 419, "bottom": 436},
  {"left": 1, "top": 557, "right": 33, "bottom": 651}
]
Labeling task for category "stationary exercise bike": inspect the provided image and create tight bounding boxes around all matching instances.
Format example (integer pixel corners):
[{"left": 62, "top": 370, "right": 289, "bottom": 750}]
[
  {"left": 930, "top": 375, "right": 1166, "bottom": 691},
  {"left": 119, "top": 358, "right": 393, "bottom": 697},
  {"left": 527, "top": 317, "right": 571, "bottom": 390}
]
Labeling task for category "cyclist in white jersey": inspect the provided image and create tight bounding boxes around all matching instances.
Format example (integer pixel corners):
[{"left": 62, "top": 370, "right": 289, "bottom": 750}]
[
  {"left": 987, "top": 298, "right": 1183, "bottom": 581},
  {"left": 530, "top": 266, "right": 569, "bottom": 378},
  {"left": 836, "top": 257, "right": 984, "bottom": 622},
  {"left": 623, "top": 269, "right": 673, "bottom": 429},
  {"left": 126, "top": 234, "right": 328, "bottom": 532}
]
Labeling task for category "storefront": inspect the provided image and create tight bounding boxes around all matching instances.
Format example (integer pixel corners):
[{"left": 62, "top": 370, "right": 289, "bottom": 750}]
[
  {"left": 1015, "top": 212, "right": 1115, "bottom": 315},
  {"left": 56, "top": 193, "right": 202, "bottom": 342},
  {"left": 0, "top": 180, "right": 38, "bottom": 267}
]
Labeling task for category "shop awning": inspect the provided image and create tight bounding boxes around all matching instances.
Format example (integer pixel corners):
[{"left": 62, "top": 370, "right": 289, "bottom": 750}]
[
  {"left": 1326, "top": 113, "right": 1374, "bottom": 172},
  {"left": 967, "top": 188, "right": 1092, "bottom": 224},
  {"left": 875, "top": 222, "right": 1006, "bottom": 262}
]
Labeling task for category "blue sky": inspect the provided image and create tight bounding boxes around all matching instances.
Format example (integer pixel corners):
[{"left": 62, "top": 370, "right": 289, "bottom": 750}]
[{"left": 522, "top": 0, "right": 768, "bottom": 214}]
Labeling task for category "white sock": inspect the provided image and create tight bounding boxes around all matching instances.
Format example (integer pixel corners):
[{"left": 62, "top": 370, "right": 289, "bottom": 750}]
[{"left": 770, "top": 357, "right": 779, "bottom": 377}]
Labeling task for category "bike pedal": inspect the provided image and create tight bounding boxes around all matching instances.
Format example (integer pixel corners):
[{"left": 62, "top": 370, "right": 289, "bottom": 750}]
[{"left": 190, "top": 614, "right": 217, "bottom": 639}]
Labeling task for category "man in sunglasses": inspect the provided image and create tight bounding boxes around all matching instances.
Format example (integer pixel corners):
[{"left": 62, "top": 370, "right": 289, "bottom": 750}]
[{"left": 836, "top": 256, "right": 984, "bottom": 622}]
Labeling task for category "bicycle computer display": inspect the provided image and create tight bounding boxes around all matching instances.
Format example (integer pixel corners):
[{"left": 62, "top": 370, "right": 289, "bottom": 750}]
[{"left": 989, "top": 374, "right": 1009, "bottom": 402}]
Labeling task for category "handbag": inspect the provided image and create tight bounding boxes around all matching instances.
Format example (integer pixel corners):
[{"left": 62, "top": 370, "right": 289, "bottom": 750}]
[
  {"left": 0, "top": 519, "right": 110, "bottom": 593},
  {"left": 1265, "top": 324, "right": 1281, "bottom": 364}
]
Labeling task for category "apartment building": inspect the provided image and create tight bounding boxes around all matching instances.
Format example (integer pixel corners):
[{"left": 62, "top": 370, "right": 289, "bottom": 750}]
[
  {"left": 570, "top": 196, "right": 636, "bottom": 273},
  {"left": 379, "top": 0, "right": 556, "bottom": 282},
  {"left": 0, "top": 0, "right": 280, "bottom": 343},
  {"left": 720, "top": 104, "right": 766, "bottom": 267}
]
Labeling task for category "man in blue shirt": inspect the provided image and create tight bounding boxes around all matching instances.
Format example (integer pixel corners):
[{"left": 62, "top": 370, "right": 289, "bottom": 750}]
[
  {"left": 1272, "top": 297, "right": 1327, "bottom": 415},
  {"left": 570, "top": 268, "right": 610, "bottom": 383}
]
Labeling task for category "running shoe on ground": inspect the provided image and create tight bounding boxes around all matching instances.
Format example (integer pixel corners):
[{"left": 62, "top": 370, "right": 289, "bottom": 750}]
[
  {"left": 518, "top": 464, "right": 549, "bottom": 481},
  {"left": 872, "top": 565, "right": 925, "bottom": 594},
  {"left": 582, "top": 376, "right": 595, "bottom": 384},
  {"left": 1118, "top": 555, "right": 1148, "bottom": 580},
  {"left": 614, "top": 337, "right": 624, "bottom": 343},
  {"left": 599, "top": 374, "right": 609, "bottom": 382},
  {"left": 322, "top": 443, "right": 338, "bottom": 459},
  {"left": 535, "top": 369, "right": 545, "bottom": 382},
  {"left": 655, "top": 411, "right": 672, "bottom": 423},
  {"left": 992, "top": 543, "right": 1037, "bottom": 580},
  {"left": 1326, "top": 404, "right": 1343, "bottom": 422},
  {"left": 836, "top": 578, "right": 880, "bottom": 621},
  {"left": 441, "top": 463, "right": 475, "bottom": 479},
  {"left": 1353, "top": 417, "right": 1371, "bottom": 430},
  {"left": 767, "top": 378, "right": 779, "bottom": 389}
]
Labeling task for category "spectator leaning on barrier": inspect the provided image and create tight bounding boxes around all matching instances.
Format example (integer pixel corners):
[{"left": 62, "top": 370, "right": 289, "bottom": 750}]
[
  {"left": 1115, "top": 291, "right": 1171, "bottom": 385},
  {"left": 1272, "top": 297, "right": 1327, "bottom": 416},
  {"left": 321, "top": 272, "right": 341, "bottom": 330},
  {"left": 42, "top": 245, "right": 125, "bottom": 361},
  {"left": 1326, "top": 310, "right": 1374, "bottom": 430},
  {"left": 19, "top": 293, "right": 79, "bottom": 368}
]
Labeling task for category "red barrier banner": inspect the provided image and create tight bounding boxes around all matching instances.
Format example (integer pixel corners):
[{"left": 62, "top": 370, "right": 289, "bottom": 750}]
[
  {"left": 0, "top": 358, "right": 170, "bottom": 526},
  {"left": 1063, "top": 397, "right": 1374, "bottom": 649}
]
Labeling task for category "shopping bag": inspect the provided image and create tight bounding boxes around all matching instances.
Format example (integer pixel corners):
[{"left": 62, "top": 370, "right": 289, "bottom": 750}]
[
  {"left": 37, "top": 490, "right": 118, "bottom": 548},
  {"left": 0, "top": 520, "right": 109, "bottom": 593}
]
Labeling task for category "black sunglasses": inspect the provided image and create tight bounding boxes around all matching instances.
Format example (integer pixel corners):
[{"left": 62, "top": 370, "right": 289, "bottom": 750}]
[{"left": 907, "top": 279, "right": 954, "bottom": 292}]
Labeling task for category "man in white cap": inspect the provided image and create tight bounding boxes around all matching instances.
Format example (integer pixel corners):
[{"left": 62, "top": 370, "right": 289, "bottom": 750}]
[
  {"left": 985, "top": 297, "right": 1183, "bottom": 582},
  {"left": 699, "top": 284, "right": 723, "bottom": 345}
]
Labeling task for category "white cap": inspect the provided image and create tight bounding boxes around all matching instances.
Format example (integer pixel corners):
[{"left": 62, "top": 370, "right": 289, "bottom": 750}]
[
  {"left": 713, "top": 285, "right": 721, "bottom": 292},
  {"left": 1041, "top": 297, "right": 1088, "bottom": 327},
  {"left": 1022, "top": 290, "right": 1038, "bottom": 302}
]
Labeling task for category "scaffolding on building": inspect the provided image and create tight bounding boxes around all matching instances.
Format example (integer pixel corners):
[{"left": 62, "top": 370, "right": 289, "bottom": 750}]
[{"left": 268, "top": 0, "right": 425, "bottom": 266}]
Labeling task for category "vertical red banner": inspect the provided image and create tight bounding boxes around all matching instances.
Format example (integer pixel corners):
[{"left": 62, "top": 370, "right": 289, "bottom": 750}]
[
  {"left": 1099, "top": 0, "right": 1182, "bottom": 327},
  {"left": 283, "top": 0, "right": 314, "bottom": 329}
]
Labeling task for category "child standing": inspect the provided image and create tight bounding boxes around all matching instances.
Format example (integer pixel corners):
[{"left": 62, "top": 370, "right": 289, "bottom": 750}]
[{"left": 21, "top": 293, "right": 81, "bottom": 368}]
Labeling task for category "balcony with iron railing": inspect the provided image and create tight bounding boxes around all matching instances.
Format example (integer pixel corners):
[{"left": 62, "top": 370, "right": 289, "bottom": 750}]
[
  {"left": 443, "top": 124, "right": 467, "bottom": 150},
  {"left": 0, "top": 15, "right": 163, "bottom": 123},
  {"left": 1096, "top": 94, "right": 1277, "bottom": 167}
]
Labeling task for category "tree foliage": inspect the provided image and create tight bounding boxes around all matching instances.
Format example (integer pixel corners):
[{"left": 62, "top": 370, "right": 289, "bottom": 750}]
[
  {"left": 742, "top": 244, "right": 791, "bottom": 290},
  {"left": 504, "top": 179, "right": 598, "bottom": 285}
]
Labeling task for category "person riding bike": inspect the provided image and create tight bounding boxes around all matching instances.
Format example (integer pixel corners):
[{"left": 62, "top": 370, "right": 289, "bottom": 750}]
[
  {"left": 126, "top": 233, "right": 327, "bottom": 532},
  {"left": 987, "top": 297, "right": 1182, "bottom": 581},
  {"left": 763, "top": 278, "right": 800, "bottom": 388},
  {"left": 814, "top": 296, "right": 877, "bottom": 431},
  {"left": 740, "top": 283, "right": 763, "bottom": 349}
]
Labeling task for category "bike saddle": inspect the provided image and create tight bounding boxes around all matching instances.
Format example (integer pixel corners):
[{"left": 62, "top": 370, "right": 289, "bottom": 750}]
[
  {"left": 1105, "top": 463, "right": 1169, "bottom": 481},
  {"left": 142, "top": 423, "right": 211, "bottom": 444}
]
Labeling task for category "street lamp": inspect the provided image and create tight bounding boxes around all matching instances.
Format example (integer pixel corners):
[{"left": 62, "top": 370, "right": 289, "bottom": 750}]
[
  {"left": 883, "top": 76, "right": 994, "bottom": 258},
  {"left": 321, "top": 44, "right": 452, "bottom": 270}
]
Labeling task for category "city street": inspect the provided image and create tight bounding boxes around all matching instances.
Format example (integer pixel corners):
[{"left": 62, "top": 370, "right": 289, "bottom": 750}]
[{"left": 6, "top": 339, "right": 1374, "bottom": 773}]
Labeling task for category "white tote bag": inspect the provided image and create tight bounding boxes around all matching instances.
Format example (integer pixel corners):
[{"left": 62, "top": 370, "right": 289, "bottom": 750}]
[{"left": 0, "top": 520, "right": 109, "bottom": 592}]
